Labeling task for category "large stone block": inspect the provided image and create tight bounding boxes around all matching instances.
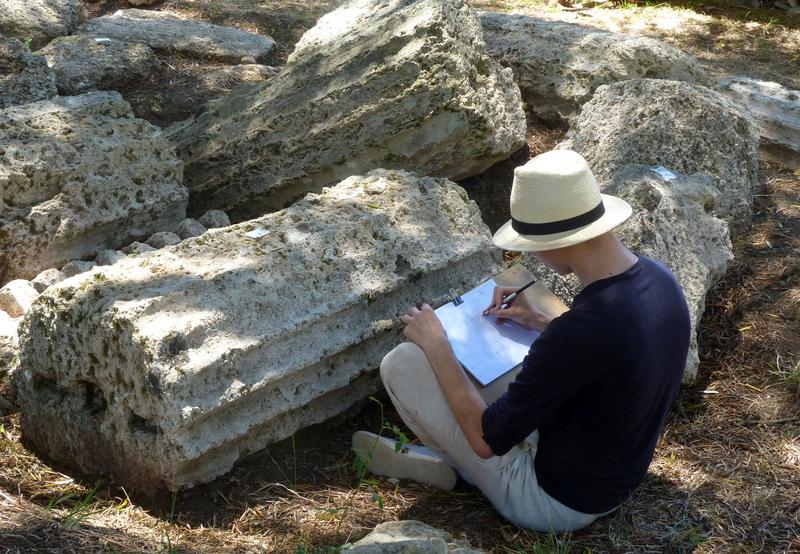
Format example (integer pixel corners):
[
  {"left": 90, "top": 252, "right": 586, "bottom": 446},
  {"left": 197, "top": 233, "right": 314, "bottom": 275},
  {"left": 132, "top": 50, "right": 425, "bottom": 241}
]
[
  {"left": 0, "top": 0, "right": 84, "bottom": 50},
  {"left": 77, "top": 9, "right": 276, "bottom": 64},
  {"left": 0, "top": 91, "right": 188, "bottom": 285},
  {"left": 523, "top": 165, "right": 733, "bottom": 381},
  {"left": 715, "top": 76, "right": 800, "bottom": 170},
  {"left": 0, "top": 36, "right": 57, "bottom": 109},
  {"left": 479, "top": 12, "right": 708, "bottom": 126},
  {"left": 15, "top": 170, "right": 503, "bottom": 493},
  {"left": 165, "top": 0, "right": 526, "bottom": 221},
  {"left": 558, "top": 79, "right": 759, "bottom": 235},
  {"left": 39, "top": 35, "right": 160, "bottom": 96}
]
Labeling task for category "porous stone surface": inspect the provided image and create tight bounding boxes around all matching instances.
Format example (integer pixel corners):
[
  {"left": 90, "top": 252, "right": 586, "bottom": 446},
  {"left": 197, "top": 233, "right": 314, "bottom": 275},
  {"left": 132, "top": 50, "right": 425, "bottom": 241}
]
[
  {"left": 479, "top": 12, "right": 708, "bottom": 125},
  {"left": 61, "top": 261, "right": 98, "bottom": 278},
  {"left": 128, "top": 0, "right": 158, "bottom": 5},
  {"left": 95, "top": 250, "right": 123, "bottom": 266},
  {"left": 197, "top": 210, "right": 230, "bottom": 229},
  {"left": 0, "top": 36, "right": 57, "bottom": 109},
  {"left": 0, "top": 0, "right": 84, "bottom": 50},
  {"left": 0, "top": 91, "right": 188, "bottom": 284},
  {"left": 346, "top": 520, "right": 484, "bottom": 553},
  {"left": 0, "top": 311, "right": 20, "bottom": 380},
  {"left": 78, "top": 9, "right": 276, "bottom": 64},
  {"left": 174, "top": 218, "right": 206, "bottom": 239},
  {"left": 146, "top": 231, "right": 181, "bottom": 249},
  {"left": 166, "top": 0, "right": 526, "bottom": 220},
  {"left": 15, "top": 170, "right": 503, "bottom": 493},
  {"left": 558, "top": 79, "right": 759, "bottom": 235},
  {"left": 715, "top": 76, "right": 800, "bottom": 169},
  {"left": 122, "top": 241, "right": 156, "bottom": 255},
  {"left": 523, "top": 165, "right": 733, "bottom": 381},
  {"left": 0, "top": 280, "right": 39, "bottom": 317},
  {"left": 31, "top": 269, "right": 65, "bottom": 293},
  {"left": 39, "top": 35, "right": 160, "bottom": 96}
]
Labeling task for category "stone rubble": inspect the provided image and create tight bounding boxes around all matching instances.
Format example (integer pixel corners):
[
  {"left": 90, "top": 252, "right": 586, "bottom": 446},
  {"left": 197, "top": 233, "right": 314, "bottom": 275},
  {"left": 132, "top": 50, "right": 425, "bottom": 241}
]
[
  {"left": 197, "top": 211, "right": 231, "bottom": 229},
  {"left": 174, "top": 218, "right": 207, "bottom": 240},
  {"left": 39, "top": 35, "right": 160, "bottom": 96},
  {"left": 524, "top": 165, "right": 733, "bottom": 381},
  {"left": 715, "top": 76, "right": 800, "bottom": 169},
  {"left": 558, "top": 79, "right": 759, "bottom": 236},
  {"left": 95, "top": 250, "right": 123, "bottom": 267},
  {"left": 166, "top": 0, "right": 526, "bottom": 220},
  {"left": 61, "top": 261, "right": 98, "bottom": 278},
  {"left": 15, "top": 169, "right": 503, "bottom": 493},
  {"left": 479, "top": 12, "right": 708, "bottom": 125},
  {"left": 0, "top": 36, "right": 57, "bottom": 109},
  {"left": 146, "top": 231, "right": 182, "bottom": 249},
  {"left": 345, "top": 520, "right": 484, "bottom": 553},
  {"left": 78, "top": 9, "right": 276, "bottom": 64},
  {"left": 31, "top": 269, "right": 66, "bottom": 294},
  {"left": 0, "top": 91, "right": 188, "bottom": 285},
  {"left": 0, "top": 280, "right": 39, "bottom": 318}
]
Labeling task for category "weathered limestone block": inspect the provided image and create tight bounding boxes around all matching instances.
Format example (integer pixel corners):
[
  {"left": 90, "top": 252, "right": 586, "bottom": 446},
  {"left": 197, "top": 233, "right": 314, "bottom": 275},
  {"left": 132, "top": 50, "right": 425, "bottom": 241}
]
[
  {"left": 346, "top": 520, "right": 484, "bottom": 553},
  {"left": 0, "top": 36, "right": 57, "bottom": 109},
  {"left": 0, "top": 91, "right": 188, "bottom": 284},
  {"left": 0, "top": 280, "right": 39, "bottom": 317},
  {"left": 0, "top": 0, "right": 84, "bottom": 50},
  {"left": 39, "top": 35, "right": 160, "bottom": 96},
  {"left": 15, "top": 170, "right": 503, "bottom": 493},
  {"left": 715, "top": 76, "right": 800, "bottom": 169},
  {"left": 559, "top": 79, "right": 759, "bottom": 235},
  {"left": 523, "top": 165, "right": 732, "bottom": 381},
  {"left": 166, "top": 0, "right": 526, "bottom": 220},
  {"left": 77, "top": 9, "right": 276, "bottom": 64},
  {"left": 479, "top": 12, "right": 708, "bottom": 125}
]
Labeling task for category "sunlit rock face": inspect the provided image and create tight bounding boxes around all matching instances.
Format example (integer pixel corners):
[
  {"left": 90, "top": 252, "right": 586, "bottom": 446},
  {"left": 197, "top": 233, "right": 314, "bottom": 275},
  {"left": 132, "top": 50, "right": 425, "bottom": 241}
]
[
  {"left": 558, "top": 79, "right": 759, "bottom": 236},
  {"left": 166, "top": 0, "right": 526, "bottom": 221},
  {"left": 523, "top": 165, "right": 733, "bottom": 382},
  {"left": 479, "top": 12, "right": 708, "bottom": 126},
  {"left": 0, "top": 92, "right": 187, "bottom": 285},
  {"left": 715, "top": 76, "right": 800, "bottom": 170},
  {"left": 15, "top": 170, "right": 503, "bottom": 493}
]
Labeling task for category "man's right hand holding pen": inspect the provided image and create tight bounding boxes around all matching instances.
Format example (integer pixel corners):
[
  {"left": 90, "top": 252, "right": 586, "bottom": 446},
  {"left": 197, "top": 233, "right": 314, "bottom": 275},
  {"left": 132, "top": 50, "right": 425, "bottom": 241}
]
[{"left": 482, "top": 286, "right": 554, "bottom": 333}]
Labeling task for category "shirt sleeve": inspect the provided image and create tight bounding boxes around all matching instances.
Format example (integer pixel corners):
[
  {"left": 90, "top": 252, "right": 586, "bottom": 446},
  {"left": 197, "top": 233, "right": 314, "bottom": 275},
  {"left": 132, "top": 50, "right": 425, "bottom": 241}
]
[{"left": 481, "top": 308, "right": 611, "bottom": 456}]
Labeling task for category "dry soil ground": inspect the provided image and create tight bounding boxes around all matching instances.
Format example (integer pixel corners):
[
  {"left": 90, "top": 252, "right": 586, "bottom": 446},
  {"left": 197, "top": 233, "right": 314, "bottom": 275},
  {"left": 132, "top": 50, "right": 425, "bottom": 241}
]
[{"left": 1, "top": 1, "right": 800, "bottom": 552}]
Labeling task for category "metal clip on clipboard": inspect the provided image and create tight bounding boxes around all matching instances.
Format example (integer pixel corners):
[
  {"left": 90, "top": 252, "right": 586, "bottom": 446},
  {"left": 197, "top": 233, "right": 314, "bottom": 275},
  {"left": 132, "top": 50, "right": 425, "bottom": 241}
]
[{"left": 447, "top": 288, "right": 463, "bottom": 306}]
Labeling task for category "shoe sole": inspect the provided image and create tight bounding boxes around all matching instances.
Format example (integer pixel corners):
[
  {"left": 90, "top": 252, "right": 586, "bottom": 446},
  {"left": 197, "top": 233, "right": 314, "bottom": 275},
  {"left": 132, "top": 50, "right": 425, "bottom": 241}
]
[{"left": 352, "top": 430, "right": 458, "bottom": 490}]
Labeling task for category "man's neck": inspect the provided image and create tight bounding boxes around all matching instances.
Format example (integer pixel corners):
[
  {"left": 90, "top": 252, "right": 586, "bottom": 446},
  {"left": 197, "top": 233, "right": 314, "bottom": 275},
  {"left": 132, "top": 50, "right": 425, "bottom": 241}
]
[{"left": 567, "top": 234, "right": 639, "bottom": 288}]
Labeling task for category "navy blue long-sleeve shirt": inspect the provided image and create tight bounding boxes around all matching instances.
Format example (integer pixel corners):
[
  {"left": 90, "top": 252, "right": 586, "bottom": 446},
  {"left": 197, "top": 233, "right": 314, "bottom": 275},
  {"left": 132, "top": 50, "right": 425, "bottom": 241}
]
[{"left": 481, "top": 256, "right": 690, "bottom": 514}]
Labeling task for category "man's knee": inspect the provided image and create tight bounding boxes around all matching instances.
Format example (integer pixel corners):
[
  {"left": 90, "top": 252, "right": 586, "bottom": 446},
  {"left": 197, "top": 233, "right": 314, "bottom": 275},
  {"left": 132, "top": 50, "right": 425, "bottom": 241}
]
[{"left": 380, "top": 341, "right": 427, "bottom": 388}]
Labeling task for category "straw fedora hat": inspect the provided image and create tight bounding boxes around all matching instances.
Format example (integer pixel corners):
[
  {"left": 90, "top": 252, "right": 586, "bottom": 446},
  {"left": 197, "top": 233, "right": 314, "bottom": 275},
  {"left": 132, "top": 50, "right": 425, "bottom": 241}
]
[{"left": 493, "top": 150, "right": 632, "bottom": 252}]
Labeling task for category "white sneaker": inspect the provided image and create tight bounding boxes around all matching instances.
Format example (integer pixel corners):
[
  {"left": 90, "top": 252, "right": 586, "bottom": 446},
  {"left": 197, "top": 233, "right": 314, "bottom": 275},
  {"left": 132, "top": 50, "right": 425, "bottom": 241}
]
[{"left": 351, "top": 430, "right": 458, "bottom": 491}]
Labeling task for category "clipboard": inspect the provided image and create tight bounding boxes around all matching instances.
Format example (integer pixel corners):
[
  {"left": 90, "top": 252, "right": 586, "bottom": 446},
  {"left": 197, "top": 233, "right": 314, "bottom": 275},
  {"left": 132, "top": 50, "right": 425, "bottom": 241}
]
[{"left": 435, "top": 264, "right": 568, "bottom": 390}]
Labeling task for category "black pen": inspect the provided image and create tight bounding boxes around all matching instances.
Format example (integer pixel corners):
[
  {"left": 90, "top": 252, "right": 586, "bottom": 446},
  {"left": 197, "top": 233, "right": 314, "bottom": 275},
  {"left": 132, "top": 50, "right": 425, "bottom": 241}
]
[{"left": 483, "top": 278, "right": 537, "bottom": 315}]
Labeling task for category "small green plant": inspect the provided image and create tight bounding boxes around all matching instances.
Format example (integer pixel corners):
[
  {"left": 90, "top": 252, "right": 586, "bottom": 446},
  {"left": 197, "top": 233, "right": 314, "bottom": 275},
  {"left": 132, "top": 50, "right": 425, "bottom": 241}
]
[
  {"left": 23, "top": 37, "right": 32, "bottom": 50},
  {"left": 504, "top": 531, "right": 573, "bottom": 553},
  {"left": 47, "top": 486, "right": 100, "bottom": 529}
]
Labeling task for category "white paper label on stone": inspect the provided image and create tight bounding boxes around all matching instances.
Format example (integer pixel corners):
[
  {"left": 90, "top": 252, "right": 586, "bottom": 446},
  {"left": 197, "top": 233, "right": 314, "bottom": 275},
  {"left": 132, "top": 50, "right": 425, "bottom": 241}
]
[{"left": 650, "top": 165, "right": 678, "bottom": 181}]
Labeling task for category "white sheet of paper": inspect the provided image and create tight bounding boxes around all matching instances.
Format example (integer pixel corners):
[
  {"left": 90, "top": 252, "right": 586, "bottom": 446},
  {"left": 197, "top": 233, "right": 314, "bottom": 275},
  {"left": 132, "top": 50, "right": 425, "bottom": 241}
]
[
  {"left": 435, "top": 279, "right": 540, "bottom": 386},
  {"left": 650, "top": 165, "right": 678, "bottom": 182}
]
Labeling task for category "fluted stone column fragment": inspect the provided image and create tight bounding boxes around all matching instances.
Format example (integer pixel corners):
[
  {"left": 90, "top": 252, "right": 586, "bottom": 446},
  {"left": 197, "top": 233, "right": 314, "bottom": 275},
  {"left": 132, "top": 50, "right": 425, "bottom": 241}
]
[{"left": 15, "top": 170, "right": 503, "bottom": 493}]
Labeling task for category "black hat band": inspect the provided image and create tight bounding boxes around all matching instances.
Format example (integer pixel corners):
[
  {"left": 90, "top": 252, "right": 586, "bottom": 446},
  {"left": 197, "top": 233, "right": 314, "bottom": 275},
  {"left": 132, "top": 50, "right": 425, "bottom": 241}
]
[{"left": 511, "top": 200, "right": 605, "bottom": 236}]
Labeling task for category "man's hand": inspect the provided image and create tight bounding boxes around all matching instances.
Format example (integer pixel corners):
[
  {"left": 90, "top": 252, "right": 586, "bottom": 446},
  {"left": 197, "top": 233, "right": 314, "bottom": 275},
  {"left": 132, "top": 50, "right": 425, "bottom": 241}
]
[
  {"left": 483, "top": 286, "right": 553, "bottom": 333},
  {"left": 400, "top": 304, "right": 449, "bottom": 353}
]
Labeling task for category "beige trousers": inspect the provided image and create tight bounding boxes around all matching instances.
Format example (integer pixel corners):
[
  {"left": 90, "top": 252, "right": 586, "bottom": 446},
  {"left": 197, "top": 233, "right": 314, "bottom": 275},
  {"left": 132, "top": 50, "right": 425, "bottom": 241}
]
[{"left": 380, "top": 342, "right": 613, "bottom": 532}]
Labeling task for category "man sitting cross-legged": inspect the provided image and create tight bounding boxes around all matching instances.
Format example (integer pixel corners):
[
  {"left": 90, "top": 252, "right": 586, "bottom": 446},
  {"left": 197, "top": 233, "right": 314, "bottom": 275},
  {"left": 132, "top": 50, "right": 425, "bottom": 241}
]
[{"left": 353, "top": 149, "right": 691, "bottom": 532}]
